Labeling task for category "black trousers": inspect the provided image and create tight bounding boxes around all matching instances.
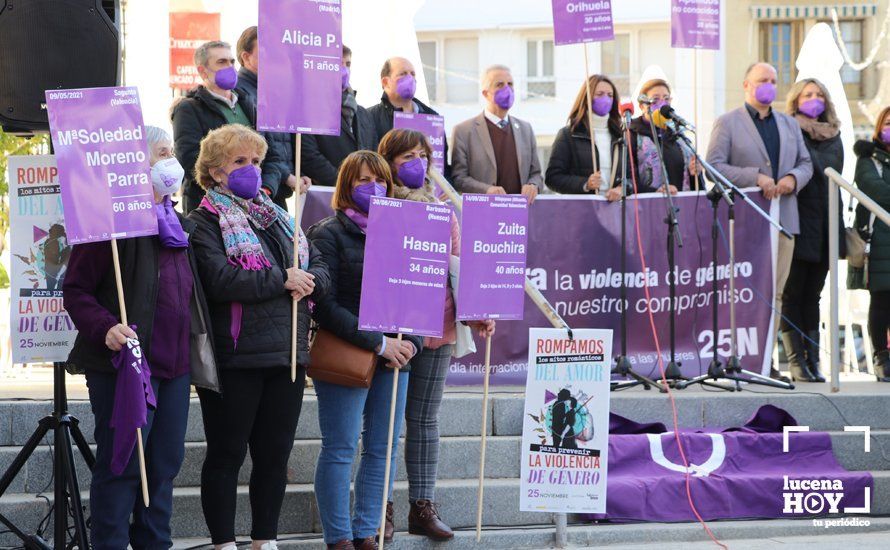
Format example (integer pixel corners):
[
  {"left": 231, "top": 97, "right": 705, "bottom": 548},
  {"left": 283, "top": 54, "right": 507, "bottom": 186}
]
[
  {"left": 869, "top": 290, "right": 890, "bottom": 354},
  {"left": 197, "top": 366, "right": 306, "bottom": 543},
  {"left": 780, "top": 258, "right": 829, "bottom": 333}
]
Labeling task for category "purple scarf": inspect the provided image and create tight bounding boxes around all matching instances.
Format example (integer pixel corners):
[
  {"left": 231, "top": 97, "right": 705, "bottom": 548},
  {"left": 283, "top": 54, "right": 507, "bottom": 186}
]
[
  {"left": 110, "top": 329, "right": 157, "bottom": 475},
  {"left": 155, "top": 197, "right": 189, "bottom": 248},
  {"left": 344, "top": 208, "right": 368, "bottom": 231}
]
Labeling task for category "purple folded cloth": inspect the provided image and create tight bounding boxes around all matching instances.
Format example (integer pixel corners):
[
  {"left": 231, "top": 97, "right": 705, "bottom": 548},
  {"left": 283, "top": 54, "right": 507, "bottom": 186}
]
[{"left": 110, "top": 327, "right": 157, "bottom": 475}]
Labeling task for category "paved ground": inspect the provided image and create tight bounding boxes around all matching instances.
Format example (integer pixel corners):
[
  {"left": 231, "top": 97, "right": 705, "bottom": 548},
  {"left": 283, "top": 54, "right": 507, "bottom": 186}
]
[{"left": 591, "top": 531, "right": 890, "bottom": 549}]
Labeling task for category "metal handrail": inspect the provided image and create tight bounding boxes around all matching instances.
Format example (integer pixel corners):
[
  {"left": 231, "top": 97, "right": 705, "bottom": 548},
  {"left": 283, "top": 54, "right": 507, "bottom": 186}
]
[{"left": 825, "top": 167, "right": 890, "bottom": 391}]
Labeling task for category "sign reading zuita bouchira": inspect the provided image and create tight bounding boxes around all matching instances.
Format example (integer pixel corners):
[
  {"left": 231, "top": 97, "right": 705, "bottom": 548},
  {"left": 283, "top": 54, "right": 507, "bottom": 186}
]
[{"left": 520, "top": 328, "right": 612, "bottom": 513}]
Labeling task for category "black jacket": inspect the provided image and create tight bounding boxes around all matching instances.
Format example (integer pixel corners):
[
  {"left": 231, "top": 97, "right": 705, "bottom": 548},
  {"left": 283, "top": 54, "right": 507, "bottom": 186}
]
[
  {"left": 64, "top": 217, "right": 214, "bottom": 376},
  {"left": 188, "top": 206, "right": 330, "bottom": 369},
  {"left": 794, "top": 131, "right": 846, "bottom": 263},
  {"left": 234, "top": 68, "right": 296, "bottom": 209},
  {"left": 854, "top": 141, "right": 890, "bottom": 291},
  {"left": 301, "top": 91, "right": 379, "bottom": 186},
  {"left": 307, "top": 211, "right": 423, "bottom": 369},
  {"left": 367, "top": 92, "right": 451, "bottom": 180},
  {"left": 171, "top": 85, "right": 284, "bottom": 213},
  {"left": 545, "top": 123, "right": 626, "bottom": 194}
]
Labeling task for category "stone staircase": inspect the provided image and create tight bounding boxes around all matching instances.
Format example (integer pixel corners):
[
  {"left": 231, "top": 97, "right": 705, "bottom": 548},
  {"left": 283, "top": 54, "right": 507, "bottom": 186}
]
[{"left": 2, "top": 384, "right": 890, "bottom": 548}]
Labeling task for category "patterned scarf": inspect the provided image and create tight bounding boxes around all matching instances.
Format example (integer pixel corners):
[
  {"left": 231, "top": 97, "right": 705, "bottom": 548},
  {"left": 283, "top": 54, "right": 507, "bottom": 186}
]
[{"left": 202, "top": 188, "right": 299, "bottom": 270}]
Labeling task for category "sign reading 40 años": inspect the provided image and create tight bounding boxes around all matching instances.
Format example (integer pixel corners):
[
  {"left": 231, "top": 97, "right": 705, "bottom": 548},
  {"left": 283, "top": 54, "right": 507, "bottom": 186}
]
[
  {"left": 7, "top": 155, "right": 78, "bottom": 364},
  {"left": 520, "top": 327, "right": 612, "bottom": 513}
]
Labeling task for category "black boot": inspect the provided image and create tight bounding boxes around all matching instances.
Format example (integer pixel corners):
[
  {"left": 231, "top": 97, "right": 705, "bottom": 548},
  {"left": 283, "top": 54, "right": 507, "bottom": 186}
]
[
  {"left": 804, "top": 330, "right": 826, "bottom": 382},
  {"left": 874, "top": 350, "right": 890, "bottom": 382},
  {"left": 781, "top": 330, "right": 816, "bottom": 382}
]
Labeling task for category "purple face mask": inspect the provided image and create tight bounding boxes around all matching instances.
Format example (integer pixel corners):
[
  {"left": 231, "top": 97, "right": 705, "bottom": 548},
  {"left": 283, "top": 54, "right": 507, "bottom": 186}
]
[
  {"left": 341, "top": 65, "right": 351, "bottom": 91},
  {"left": 755, "top": 82, "right": 777, "bottom": 105},
  {"left": 396, "top": 74, "right": 416, "bottom": 100},
  {"left": 649, "top": 100, "right": 667, "bottom": 115},
  {"left": 881, "top": 128, "right": 890, "bottom": 145},
  {"left": 591, "top": 95, "right": 613, "bottom": 116},
  {"left": 352, "top": 181, "right": 387, "bottom": 213},
  {"left": 798, "top": 98, "right": 825, "bottom": 119},
  {"left": 397, "top": 157, "right": 428, "bottom": 189},
  {"left": 494, "top": 85, "right": 515, "bottom": 110},
  {"left": 226, "top": 164, "right": 262, "bottom": 199},
  {"left": 214, "top": 66, "right": 238, "bottom": 90}
]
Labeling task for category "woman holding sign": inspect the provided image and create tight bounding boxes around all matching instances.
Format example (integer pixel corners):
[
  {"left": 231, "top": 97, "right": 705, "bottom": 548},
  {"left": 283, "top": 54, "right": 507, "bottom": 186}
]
[
  {"left": 377, "top": 128, "right": 495, "bottom": 540},
  {"left": 63, "top": 126, "right": 210, "bottom": 549},
  {"left": 187, "top": 124, "right": 330, "bottom": 550},
  {"left": 307, "top": 151, "right": 424, "bottom": 549}
]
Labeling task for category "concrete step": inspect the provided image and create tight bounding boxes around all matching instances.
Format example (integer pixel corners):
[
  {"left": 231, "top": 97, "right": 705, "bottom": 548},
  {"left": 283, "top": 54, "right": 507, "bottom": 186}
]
[{"left": 4, "top": 472, "right": 890, "bottom": 544}]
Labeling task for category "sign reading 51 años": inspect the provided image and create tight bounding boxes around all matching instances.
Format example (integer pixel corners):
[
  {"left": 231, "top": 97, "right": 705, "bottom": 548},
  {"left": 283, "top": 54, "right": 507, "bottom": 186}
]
[
  {"left": 7, "top": 155, "right": 77, "bottom": 363},
  {"left": 520, "top": 328, "right": 612, "bottom": 513}
]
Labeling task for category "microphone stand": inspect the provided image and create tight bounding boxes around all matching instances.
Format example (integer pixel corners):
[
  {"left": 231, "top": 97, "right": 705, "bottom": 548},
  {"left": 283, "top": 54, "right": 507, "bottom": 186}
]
[
  {"left": 666, "top": 122, "right": 794, "bottom": 391},
  {"left": 612, "top": 111, "right": 664, "bottom": 392}
]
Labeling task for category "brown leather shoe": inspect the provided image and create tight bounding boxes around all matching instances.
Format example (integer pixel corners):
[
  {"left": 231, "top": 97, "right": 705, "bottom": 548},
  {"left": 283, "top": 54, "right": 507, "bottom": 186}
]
[
  {"left": 352, "top": 536, "right": 378, "bottom": 550},
  {"left": 408, "top": 499, "right": 454, "bottom": 540},
  {"left": 327, "top": 541, "right": 355, "bottom": 550},
  {"left": 384, "top": 500, "right": 394, "bottom": 542}
]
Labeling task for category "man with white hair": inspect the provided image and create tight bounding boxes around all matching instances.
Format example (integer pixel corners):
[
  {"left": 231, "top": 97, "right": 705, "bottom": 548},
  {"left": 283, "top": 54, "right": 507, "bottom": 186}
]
[{"left": 451, "top": 65, "right": 543, "bottom": 202}]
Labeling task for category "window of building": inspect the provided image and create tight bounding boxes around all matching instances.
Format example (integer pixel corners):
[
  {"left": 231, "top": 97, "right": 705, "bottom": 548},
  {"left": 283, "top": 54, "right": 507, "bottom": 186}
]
[
  {"left": 418, "top": 41, "right": 438, "bottom": 102},
  {"left": 601, "top": 33, "right": 630, "bottom": 94},
  {"left": 526, "top": 38, "right": 555, "bottom": 98},
  {"left": 443, "top": 37, "right": 479, "bottom": 103},
  {"left": 820, "top": 19, "right": 864, "bottom": 99},
  {"left": 759, "top": 21, "right": 804, "bottom": 97}
]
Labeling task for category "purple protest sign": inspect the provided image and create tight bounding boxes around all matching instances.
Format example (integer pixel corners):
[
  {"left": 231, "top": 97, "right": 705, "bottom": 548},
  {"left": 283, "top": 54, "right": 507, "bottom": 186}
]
[
  {"left": 551, "top": 0, "right": 614, "bottom": 45},
  {"left": 257, "top": 0, "right": 342, "bottom": 135},
  {"left": 393, "top": 112, "right": 446, "bottom": 175},
  {"left": 671, "top": 0, "right": 721, "bottom": 50},
  {"left": 359, "top": 197, "right": 452, "bottom": 337},
  {"left": 45, "top": 87, "right": 157, "bottom": 245},
  {"left": 456, "top": 194, "right": 528, "bottom": 321}
]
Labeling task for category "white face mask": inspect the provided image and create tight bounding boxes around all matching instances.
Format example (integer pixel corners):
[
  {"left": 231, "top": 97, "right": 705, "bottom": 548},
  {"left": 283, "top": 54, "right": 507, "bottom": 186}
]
[{"left": 150, "top": 157, "right": 185, "bottom": 196}]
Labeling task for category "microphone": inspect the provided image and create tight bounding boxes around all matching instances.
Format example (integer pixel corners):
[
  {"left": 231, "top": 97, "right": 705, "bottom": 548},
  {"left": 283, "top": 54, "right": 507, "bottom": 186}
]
[
  {"left": 637, "top": 94, "right": 654, "bottom": 105},
  {"left": 658, "top": 105, "right": 696, "bottom": 132},
  {"left": 619, "top": 102, "right": 634, "bottom": 126}
]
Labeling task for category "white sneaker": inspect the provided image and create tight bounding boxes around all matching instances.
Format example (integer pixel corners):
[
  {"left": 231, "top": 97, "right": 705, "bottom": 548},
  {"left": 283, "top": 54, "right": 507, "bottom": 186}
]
[
  {"left": 219, "top": 545, "right": 237, "bottom": 550},
  {"left": 258, "top": 543, "right": 278, "bottom": 550}
]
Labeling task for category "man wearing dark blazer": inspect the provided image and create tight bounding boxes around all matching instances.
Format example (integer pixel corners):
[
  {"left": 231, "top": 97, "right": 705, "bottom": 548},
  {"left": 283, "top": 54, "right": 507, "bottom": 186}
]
[
  {"left": 451, "top": 65, "right": 544, "bottom": 202},
  {"left": 707, "top": 62, "right": 813, "bottom": 381}
]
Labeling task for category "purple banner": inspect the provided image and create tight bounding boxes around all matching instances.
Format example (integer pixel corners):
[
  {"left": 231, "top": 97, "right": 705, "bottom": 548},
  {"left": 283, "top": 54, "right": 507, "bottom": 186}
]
[
  {"left": 456, "top": 194, "right": 528, "bottom": 321},
  {"left": 671, "top": 0, "right": 721, "bottom": 50},
  {"left": 358, "top": 197, "right": 452, "bottom": 338},
  {"left": 551, "top": 0, "right": 614, "bottom": 45},
  {"left": 45, "top": 87, "right": 157, "bottom": 245},
  {"left": 257, "top": 0, "right": 342, "bottom": 135},
  {"left": 393, "top": 112, "right": 446, "bottom": 175},
  {"left": 302, "top": 189, "right": 777, "bottom": 385}
]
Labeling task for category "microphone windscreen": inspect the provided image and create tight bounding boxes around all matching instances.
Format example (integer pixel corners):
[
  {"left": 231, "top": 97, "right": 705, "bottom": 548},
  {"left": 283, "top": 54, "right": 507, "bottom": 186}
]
[
  {"left": 652, "top": 108, "right": 669, "bottom": 129},
  {"left": 619, "top": 102, "right": 635, "bottom": 116}
]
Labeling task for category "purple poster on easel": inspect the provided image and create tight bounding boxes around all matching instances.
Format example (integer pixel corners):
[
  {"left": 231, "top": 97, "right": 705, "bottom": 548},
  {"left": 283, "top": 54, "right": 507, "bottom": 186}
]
[
  {"left": 45, "top": 87, "right": 157, "bottom": 245},
  {"left": 551, "top": 0, "right": 614, "bottom": 45},
  {"left": 671, "top": 0, "right": 721, "bottom": 50},
  {"left": 393, "top": 112, "right": 446, "bottom": 175},
  {"left": 257, "top": 0, "right": 342, "bottom": 135},
  {"left": 359, "top": 197, "right": 452, "bottom": 337},
  {"left": 457, "top": 194, "right": 528, "bottom": 321}
]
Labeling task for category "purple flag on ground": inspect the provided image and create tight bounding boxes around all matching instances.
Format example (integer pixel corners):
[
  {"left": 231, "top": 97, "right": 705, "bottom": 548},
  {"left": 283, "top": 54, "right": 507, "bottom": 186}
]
[
  {"left": 393, "top": 112, "right": 446, "bottom": 175},
  {"left": 257, "top": 0, "right": 342, "bottom": 135},
  {"left": 110, "top": 332, "right": 156, "bottom": 476},
  {"left": 671, "top": 0, "right": 721, "bottom": 50},
  {"left": 359, "top": 197, "right": 452, "bottom": 338},
  {"left": 456, "top": 194, "right": 528, "bottom": 321},
  {"left": 551, "top": 0, "right": 614, "bottom": 45},
  {"left": 45, "top": 86, "right": 158, "bottom": 245}
]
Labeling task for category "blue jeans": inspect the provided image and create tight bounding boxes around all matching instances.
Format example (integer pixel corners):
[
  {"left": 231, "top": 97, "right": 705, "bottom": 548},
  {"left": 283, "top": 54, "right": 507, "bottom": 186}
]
[
  {"left": 85, "top": 371, "right": 191, "bottom": 550},
  {"left": 314, "top": 368, "right": 409, "bottom": 543}
]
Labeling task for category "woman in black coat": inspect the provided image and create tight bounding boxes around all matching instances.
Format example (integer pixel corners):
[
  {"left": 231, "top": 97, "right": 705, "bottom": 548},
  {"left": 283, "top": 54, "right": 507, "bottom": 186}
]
[
  {"left": 546, "top": 74, "right": 626, "bottom": 198},
  {"left": 779, "top": 78, "right": 845, "bottom": 383},
  {"left": 188, "top": 124, "right": 330, "bottom": 548}
]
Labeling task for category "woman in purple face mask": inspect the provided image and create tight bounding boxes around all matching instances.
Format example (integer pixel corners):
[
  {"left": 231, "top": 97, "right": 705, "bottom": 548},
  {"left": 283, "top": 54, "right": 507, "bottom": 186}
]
[
  {"left": 62, "top": 125, "right": 214, "bottom": 549},
  {"left": 546, "top": 74, "right": 627, "bottom": 199},
  {"left": 778, "top": 78, "right": 845, "bottom": 383},
  {"left": 187, "top": 124, "right": 331, "bottom": 550},
  {"left": 628, "top": 78, "right": 701, "bottom": 196},
  {"left": 307, "top": 151, "right": 426, "bottom": 549},
  {"left": 376, "top": 129, "right": 495, "bottom": 541},
  {"left": 853, "top": 105, "right": 890, "bottom": 382}
]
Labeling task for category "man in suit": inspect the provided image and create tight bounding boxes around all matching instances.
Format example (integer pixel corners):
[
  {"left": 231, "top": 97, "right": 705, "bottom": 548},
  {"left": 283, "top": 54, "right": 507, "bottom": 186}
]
[
  {"left": 707, "top": 62, "right": 813, "bottom": 381},
  {"left": 451, "top": 65, "right": 544, "bottom": 202},
  {"left": 301, "top": 45, "right": 379, "bottom": 186}
]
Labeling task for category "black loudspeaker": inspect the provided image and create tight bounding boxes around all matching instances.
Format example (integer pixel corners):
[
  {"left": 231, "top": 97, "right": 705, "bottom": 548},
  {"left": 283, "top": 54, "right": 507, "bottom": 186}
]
[{"left": 0, "top": 0, "right": 120, "bottom": 134}]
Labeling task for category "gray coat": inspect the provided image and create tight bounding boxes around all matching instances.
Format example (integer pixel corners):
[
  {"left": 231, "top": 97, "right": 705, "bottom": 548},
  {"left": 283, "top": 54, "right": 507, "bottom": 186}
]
[
  {"left": 706, "top": 106, "right": 813, "bottom": 234},
  {"left": 450, "top": 112, "right": 544, "bottom": 194}
]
